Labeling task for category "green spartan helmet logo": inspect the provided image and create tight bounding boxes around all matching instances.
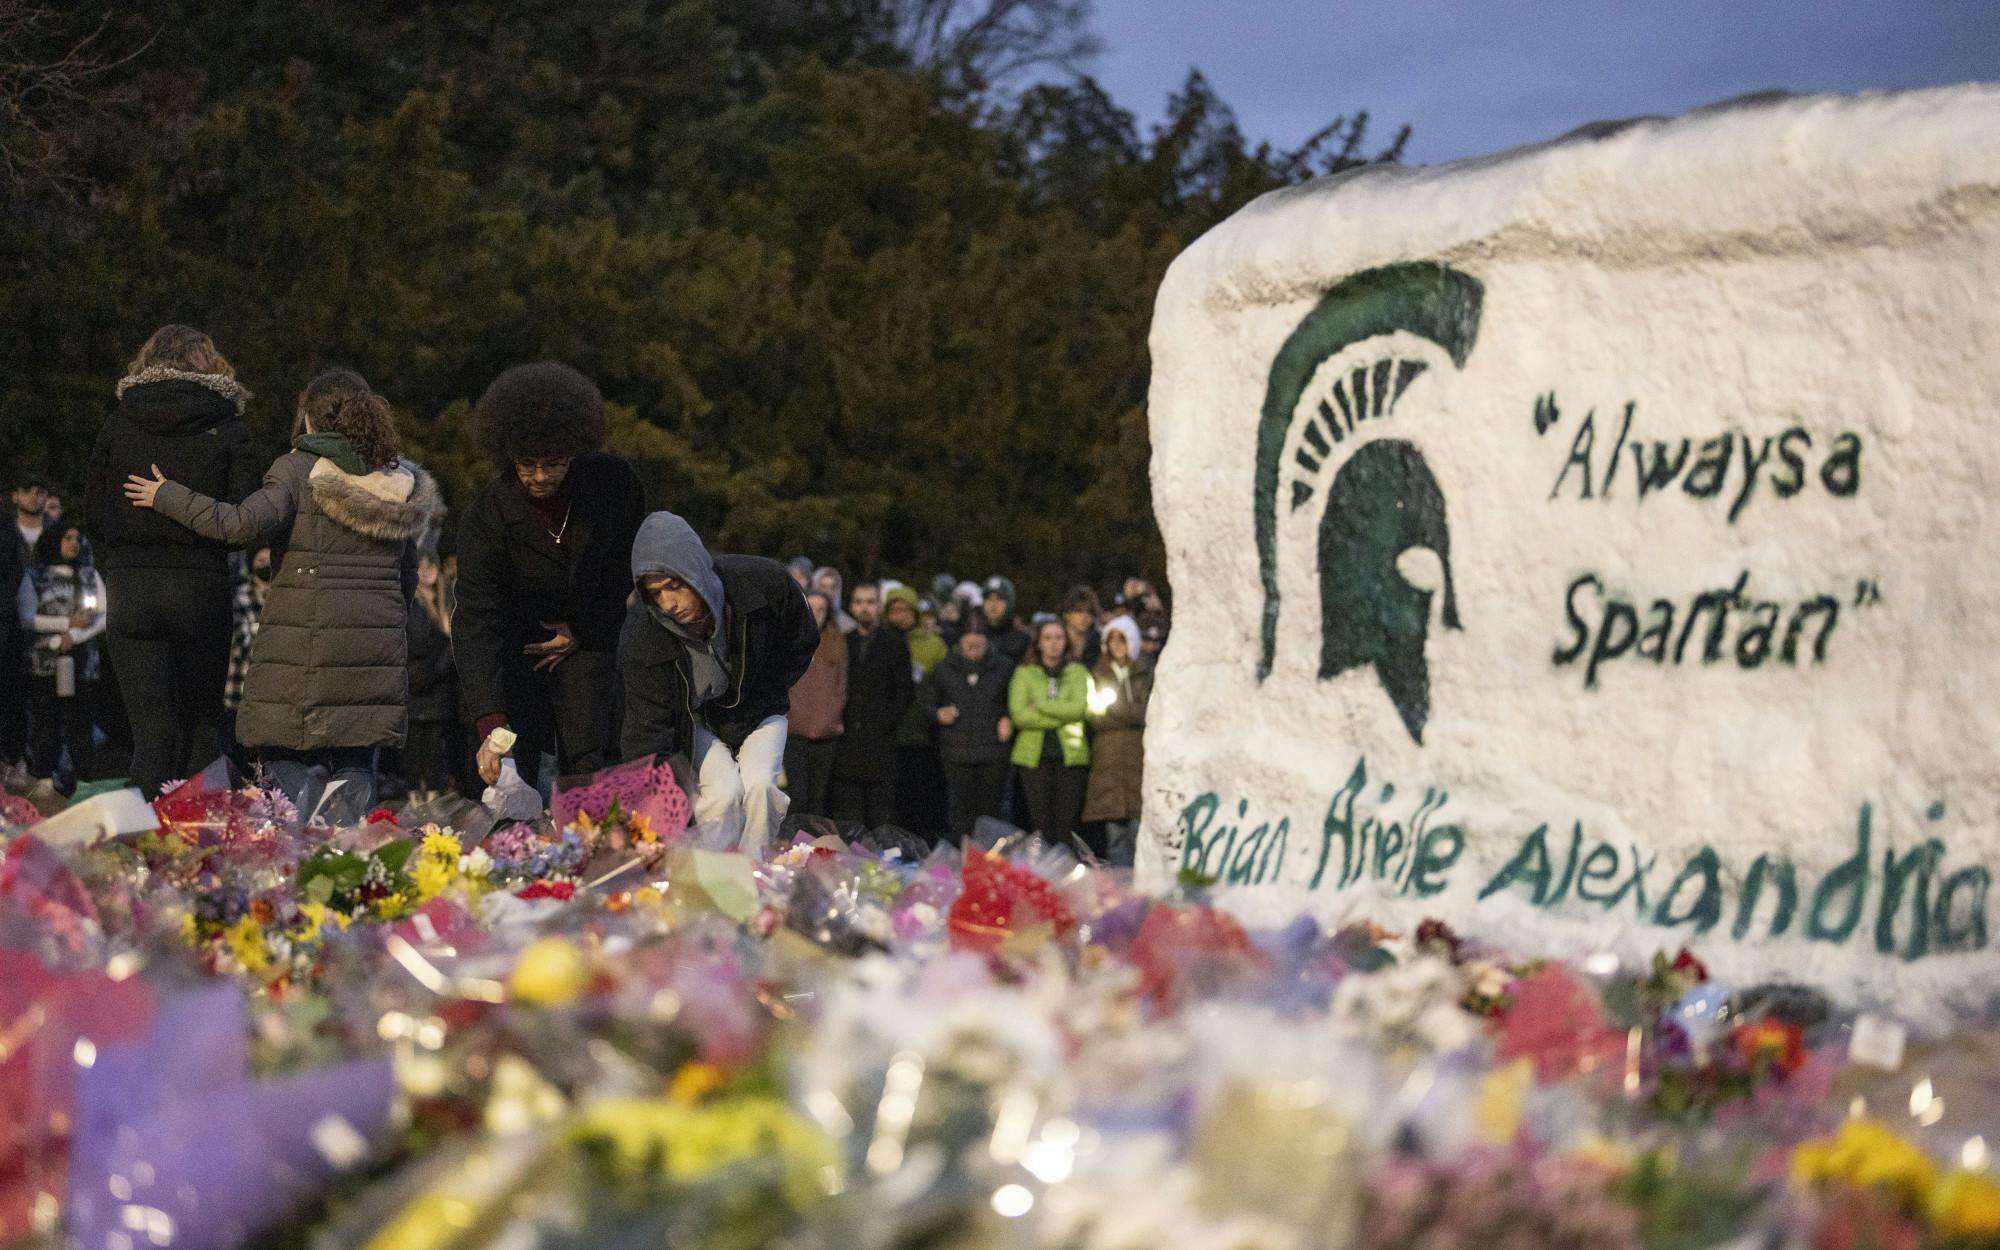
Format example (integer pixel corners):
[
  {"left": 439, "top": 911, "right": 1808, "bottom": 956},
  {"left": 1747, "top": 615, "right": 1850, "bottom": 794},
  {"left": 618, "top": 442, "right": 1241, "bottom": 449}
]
[{"left": 1253, "top": 262, "right": 1484, "bottom": 744}]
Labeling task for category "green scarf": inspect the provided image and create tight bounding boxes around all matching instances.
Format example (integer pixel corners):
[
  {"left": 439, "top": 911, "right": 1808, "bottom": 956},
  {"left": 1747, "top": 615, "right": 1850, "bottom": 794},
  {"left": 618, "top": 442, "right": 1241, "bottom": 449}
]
[{"left": 293, "top": 431, "right": 370, "bottom": 475}]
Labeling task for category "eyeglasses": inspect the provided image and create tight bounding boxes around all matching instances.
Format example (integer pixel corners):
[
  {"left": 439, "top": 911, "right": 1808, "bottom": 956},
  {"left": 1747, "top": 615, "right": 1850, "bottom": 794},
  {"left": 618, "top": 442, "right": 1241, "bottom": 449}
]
[{"left": 514, "top": 457, "right": 573, "bottom": 478}]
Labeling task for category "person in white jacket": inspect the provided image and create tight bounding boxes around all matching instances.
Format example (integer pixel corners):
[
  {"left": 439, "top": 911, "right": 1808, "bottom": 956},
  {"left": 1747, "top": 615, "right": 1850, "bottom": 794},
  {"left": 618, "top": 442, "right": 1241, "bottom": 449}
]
[{"left": 17, "top": 523, "right": 108, "bottom": 797}]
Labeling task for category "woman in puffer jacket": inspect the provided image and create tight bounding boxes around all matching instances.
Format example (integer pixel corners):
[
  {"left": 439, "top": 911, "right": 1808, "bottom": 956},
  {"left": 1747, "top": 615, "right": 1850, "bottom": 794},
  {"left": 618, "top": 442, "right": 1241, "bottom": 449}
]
[{"left": 125, "top": 369, "right": 441, "bottom": 776}]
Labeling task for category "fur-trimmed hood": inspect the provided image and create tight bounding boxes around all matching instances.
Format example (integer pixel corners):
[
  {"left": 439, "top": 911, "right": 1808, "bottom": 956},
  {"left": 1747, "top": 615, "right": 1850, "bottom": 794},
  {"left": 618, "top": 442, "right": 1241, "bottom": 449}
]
[
  {"left": 308, "top": 457, "right": 442, "bottom": 541},
  {"left": 116, "top": 367, "right": 250, "bottom": 412}
]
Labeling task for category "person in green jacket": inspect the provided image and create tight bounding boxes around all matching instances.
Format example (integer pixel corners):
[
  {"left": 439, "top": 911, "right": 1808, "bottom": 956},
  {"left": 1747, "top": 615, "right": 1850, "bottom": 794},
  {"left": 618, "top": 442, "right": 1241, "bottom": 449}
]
[{"left": 1008, "top": 618, "right": 1091, "bottom": 849}]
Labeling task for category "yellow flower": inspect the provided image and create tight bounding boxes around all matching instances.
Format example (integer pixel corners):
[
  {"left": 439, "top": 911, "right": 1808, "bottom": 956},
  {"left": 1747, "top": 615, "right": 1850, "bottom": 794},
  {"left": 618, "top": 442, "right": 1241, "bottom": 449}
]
[
  {"left": 290, "top": 901, "right": 352, "bottom": 940},
  {"left": 1791, "top": 1118, "right": 1936, "bottom": 1206},
  {"left": 569, "top": 1096, "right": 835, "bottom": 1205},
  {"left": 570, "top": 809, "right": 599, "bottom": 837},
  {"left": 509, "top": 937, "right": 591, "bottom": 1006},
  {"left": 420, "top": 829, "right": 462, "bottom": 861},
  {"left": 225, "top": 915, "right": 269, "bottom": 973},
  {"left": 669, "top": 1062, "right": 724, "bottom": 1104},
  {"left": 411, "top": 856, "right": 455, "bottom": 903},
  {"left": 178, "top": 911, "right": 198, "bottom": 944},
  {"left": 292, "top": 901, "right": 329, "bottom": 940},
  {"left": 627, "top": 813, "right": 658, "bottom": 844},
  {"left": 1931, "top": 1170, "right": 2000, "bottom": 1239},
  {"left": 375, "top": 891, "right": 410, "bottom": 919}
]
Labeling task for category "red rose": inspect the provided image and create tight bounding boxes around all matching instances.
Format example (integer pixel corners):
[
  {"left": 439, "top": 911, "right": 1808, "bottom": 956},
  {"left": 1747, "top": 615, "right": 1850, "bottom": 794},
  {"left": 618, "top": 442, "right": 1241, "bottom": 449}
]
[{"left": 1669, "top": 948, "right": 1709, "bottom": 982}]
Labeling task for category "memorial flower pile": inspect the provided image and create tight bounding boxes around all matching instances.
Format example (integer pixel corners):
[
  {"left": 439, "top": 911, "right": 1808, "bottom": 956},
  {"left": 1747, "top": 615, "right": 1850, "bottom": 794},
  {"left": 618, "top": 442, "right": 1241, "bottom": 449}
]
[{"left": 0, "top": 766, "right": 1994, "bottom": 1250}]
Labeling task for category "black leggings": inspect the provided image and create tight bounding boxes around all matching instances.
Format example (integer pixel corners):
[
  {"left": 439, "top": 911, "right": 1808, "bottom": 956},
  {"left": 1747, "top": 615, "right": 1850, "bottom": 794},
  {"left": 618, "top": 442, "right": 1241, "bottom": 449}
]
[
  {"left": 1018, "top": 763, "right": 1087, "bottom": 845},
  {"left": 104, "top": 567, "right": 231, "bottom": 799}
]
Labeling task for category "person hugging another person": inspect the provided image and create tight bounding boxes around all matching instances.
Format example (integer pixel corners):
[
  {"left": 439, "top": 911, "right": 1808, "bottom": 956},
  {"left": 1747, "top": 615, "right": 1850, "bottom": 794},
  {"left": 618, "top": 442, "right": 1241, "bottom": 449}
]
[
  {"left": 125, "top": 369, "right": 441, "bottom": 781},
  {"left": 1008, "top": 618, "right": 1092, "bottom": 851},
  {"left": 16, "top": 523, "right": 107, "bottom": 804},
  {"left": 1082, "top": 614, "right": 1151, "bottom": 867},
  {"left": 620, "top": 512, "right": 818, "bottom": 854},
  {"left": 457, "top": 363, "right": 647, "bottom": 791}
]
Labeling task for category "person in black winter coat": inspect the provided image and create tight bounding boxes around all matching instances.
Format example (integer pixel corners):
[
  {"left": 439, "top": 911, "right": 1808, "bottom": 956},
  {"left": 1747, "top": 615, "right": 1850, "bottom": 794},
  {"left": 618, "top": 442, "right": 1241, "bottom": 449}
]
[
  {"left": 923, "top": 627, "right": 1016, "bottom": 843},
  {"left": 830, "top": 582, "right": 913, "bottom": 828},
  {"left": 619, "top": 512, "right": 818, "bottom": 853},
  {"left": 402, "top": 555, "right": 458, "bottom": 796},
  {"left": 456, "top": 362, "right": 647, "bottom": 790},
  {"left": 83, "top": 325, "right": 261, "bottom": 797}
]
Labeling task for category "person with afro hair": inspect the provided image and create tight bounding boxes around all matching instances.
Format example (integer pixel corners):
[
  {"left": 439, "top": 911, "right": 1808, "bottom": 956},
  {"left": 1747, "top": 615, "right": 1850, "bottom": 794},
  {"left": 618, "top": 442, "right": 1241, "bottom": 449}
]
[{"left": 455, "top": 362, "right": 647, "bottom": 789}]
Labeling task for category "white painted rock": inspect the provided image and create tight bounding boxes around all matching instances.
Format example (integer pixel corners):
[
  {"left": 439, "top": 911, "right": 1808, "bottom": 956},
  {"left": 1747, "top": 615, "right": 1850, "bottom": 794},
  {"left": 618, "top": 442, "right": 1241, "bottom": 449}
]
[{"left": 1138, "top": 86, "right": 2000, "bottom": 1019}]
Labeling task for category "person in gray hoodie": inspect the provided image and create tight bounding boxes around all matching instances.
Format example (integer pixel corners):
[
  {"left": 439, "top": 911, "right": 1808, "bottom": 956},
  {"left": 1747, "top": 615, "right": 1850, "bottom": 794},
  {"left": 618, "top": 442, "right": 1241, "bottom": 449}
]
[{"left": 619, "top": 512, "right": 818, "bottom": 852}]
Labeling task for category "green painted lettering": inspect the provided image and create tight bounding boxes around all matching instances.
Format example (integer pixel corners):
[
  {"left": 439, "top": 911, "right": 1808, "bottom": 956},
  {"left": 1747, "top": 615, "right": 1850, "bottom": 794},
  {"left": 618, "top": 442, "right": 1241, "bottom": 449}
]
[
  {"left": 1652, "top": 848, "right": 1723, "bottom": 934},
  {"left": 1875, "top": 839, "right": 1944, "bottom": 962},
  {"left": 1732, "top": 854, "right": 1798, "bottom": 940},
  {"left": 1479, "top": 824, "right": 1553, "bottom": 905},
  {"left": 1575, "top": 843, "right": 1622, "bottom": 903},
  {"left": 1313, "top": 760, "right": 1366, "bottom": 890},
  {"left": 1807, "top": 804, "right": 1872, "bottom": 943},
  {"left": 1933, "top": 867, "right": 1990, "bottom": 953}
]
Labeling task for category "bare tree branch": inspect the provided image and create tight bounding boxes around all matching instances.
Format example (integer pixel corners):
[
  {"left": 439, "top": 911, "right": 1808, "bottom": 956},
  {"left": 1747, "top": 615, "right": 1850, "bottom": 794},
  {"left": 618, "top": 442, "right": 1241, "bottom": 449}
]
[
  {"left": 0, "top": 0, "right": 151, "bottom": 201},
  {"left": 885, "top": 0, "right": 1101, "bottom": 94}
]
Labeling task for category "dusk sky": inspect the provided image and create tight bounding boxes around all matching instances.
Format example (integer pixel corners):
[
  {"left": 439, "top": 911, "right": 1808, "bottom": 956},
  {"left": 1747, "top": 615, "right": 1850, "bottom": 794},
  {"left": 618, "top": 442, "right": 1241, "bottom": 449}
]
[{"left": 1088, "top": 1, "right": 1998, "bottom": 166}]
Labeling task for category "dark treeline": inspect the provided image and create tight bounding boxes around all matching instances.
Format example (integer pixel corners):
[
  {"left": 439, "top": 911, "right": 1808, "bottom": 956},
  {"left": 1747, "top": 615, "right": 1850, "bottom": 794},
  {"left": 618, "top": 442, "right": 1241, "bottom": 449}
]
[{"left": 0, "top": 0, "right": 1404, "bottom": 606}]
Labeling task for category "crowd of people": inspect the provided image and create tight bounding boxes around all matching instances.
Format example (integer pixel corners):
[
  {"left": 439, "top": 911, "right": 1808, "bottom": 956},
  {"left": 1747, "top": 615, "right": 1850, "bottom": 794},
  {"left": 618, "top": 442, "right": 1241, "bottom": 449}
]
[{"left": 2, "top": 325, "right": 1167, "bottom": 862}]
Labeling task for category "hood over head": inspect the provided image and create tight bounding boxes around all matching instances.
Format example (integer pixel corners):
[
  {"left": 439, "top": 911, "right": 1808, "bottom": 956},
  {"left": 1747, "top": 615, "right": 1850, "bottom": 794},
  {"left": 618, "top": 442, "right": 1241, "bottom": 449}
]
[
  {"left": 632, "top": 511, "right": 726, "bottom": 637},
  {"left": 982, "top": 574, "right": 1016, "bottom": 611},
  {"left": 1103, "top": 616, "right": 1142, "bottom": 664},
  {"left": 115, "top": 372, "right": 247, "bottom": 434}
]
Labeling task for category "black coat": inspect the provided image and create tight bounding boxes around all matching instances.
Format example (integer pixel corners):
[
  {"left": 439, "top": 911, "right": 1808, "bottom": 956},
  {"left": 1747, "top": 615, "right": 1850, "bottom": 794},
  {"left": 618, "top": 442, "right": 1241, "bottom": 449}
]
[
  {"left": 451, "top": 453, "right": 646, "bottom": 724},
  {"left": 978, "top": 616, "right": 1032, "bottom": 662},
  {"left": 924, "top": 648, "right": 1016, "bottom": 766},
  {"left": 406, "top": 604, "right": 457, "bottom": 724},
  {"left": 85, "top": 380, "right": 261, "bottom": 572},
  {"left": 833, "top": 624, "right": 914, "bottom": 782},
  {"left": 619, "top": 555, "right": 819, "bottom": 762}
]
